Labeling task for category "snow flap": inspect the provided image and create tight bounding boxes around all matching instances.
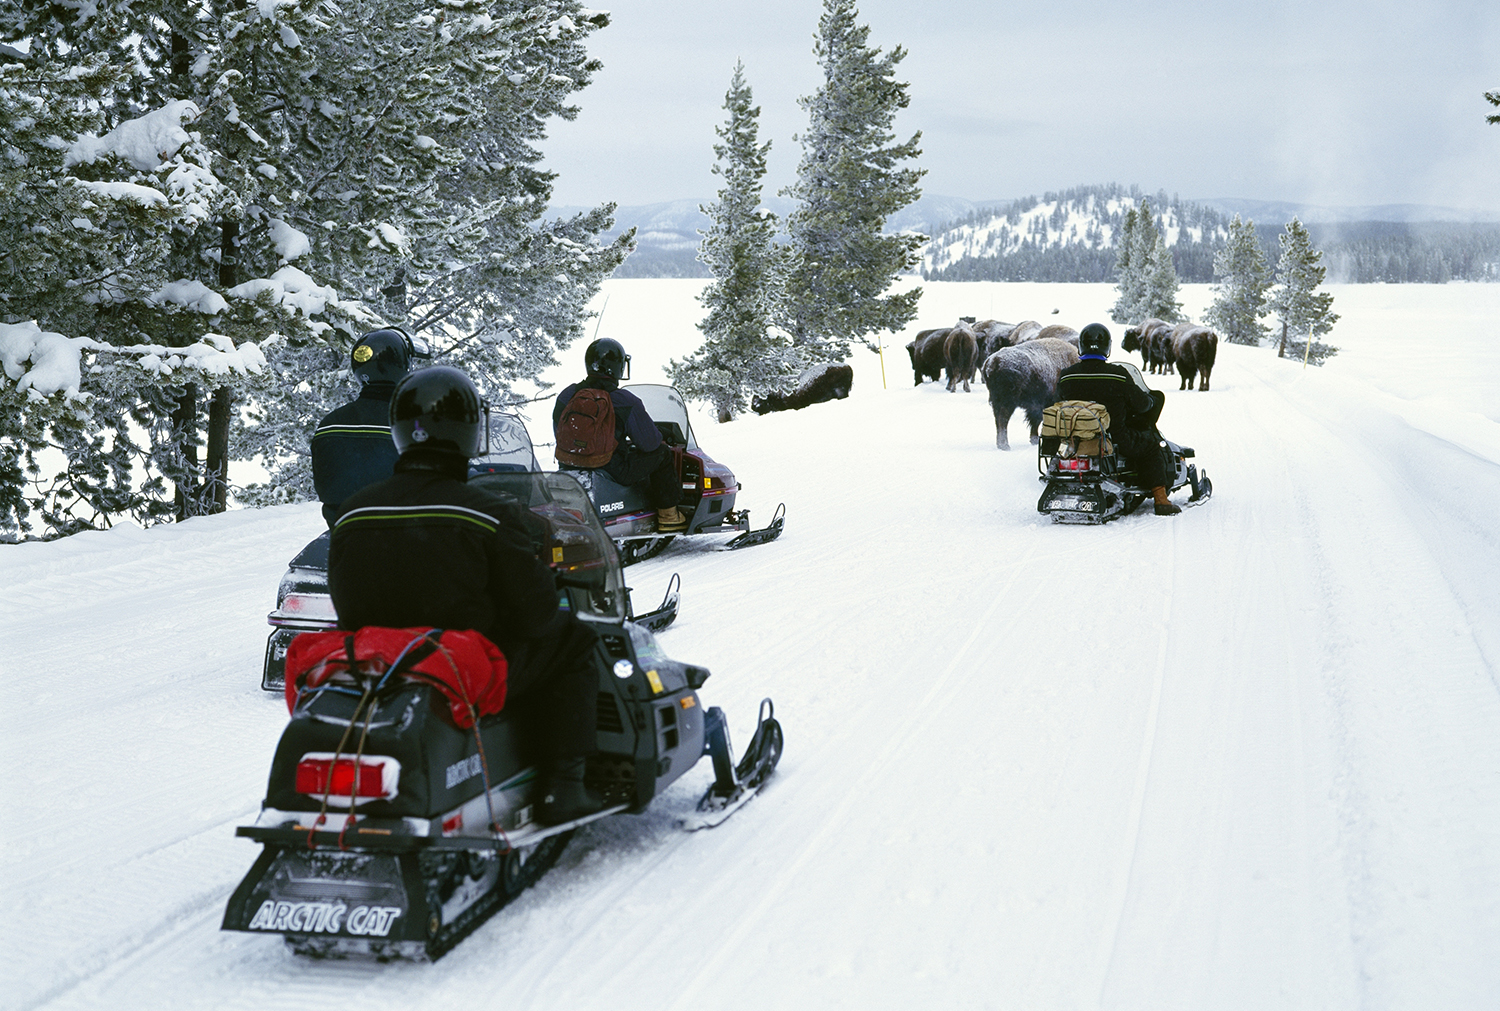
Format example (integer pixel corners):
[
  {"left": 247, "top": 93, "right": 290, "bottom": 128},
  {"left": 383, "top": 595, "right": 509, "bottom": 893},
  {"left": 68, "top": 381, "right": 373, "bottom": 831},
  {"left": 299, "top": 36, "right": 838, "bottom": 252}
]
[{"left": 285, "top": 627, "right": 506, "bottom": 728}]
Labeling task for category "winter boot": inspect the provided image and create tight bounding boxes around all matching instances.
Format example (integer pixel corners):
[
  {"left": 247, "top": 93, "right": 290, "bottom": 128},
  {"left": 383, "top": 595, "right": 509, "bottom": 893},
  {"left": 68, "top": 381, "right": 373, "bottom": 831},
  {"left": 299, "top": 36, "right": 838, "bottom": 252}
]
[
  {"left": 1152, "top": 486, "right": 1182, "bottom": 516},
  {"left": 656, "top": 506, "right": 689, "bottom": 532},
  {"left": 536, "top": 757, "right": 604, "bottom": 826}
]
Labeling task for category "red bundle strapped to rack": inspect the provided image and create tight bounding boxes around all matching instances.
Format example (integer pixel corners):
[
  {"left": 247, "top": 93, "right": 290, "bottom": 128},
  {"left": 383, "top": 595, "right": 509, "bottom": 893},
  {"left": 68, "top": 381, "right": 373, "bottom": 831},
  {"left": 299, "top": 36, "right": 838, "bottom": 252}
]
[{"left": 284, "top": 627, "right": 507, "bottom": 728}]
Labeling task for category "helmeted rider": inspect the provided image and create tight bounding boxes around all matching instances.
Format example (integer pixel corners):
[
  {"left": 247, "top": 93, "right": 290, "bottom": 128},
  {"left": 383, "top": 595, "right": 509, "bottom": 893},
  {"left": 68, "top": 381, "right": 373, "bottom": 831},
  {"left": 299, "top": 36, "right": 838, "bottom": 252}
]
[
  {"left": 327, "top": 365, "right": 604, "bottom": 825},
  {"left": 1055, "top": 323, "right": 1183, "bottom": 515},
  {"left": 552, "top": 338, "right": 687, "bottom": 532},
  {"left": 311, "top": 329, "right": 411, "bottom": 527}
]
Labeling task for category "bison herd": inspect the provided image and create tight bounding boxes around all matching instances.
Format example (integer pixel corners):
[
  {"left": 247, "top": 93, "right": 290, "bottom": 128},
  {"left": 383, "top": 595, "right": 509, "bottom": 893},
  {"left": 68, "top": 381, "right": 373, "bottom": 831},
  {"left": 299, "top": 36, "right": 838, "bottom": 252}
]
[{"left": 906, "top": 315, "right": 1219, "bottom": 450}]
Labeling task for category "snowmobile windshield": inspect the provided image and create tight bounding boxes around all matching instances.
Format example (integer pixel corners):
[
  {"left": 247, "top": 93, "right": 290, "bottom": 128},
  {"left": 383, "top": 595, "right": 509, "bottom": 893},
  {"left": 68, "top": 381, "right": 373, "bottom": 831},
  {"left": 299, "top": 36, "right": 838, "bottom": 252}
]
[
  {"left": 470, "top": 412, "right": 538, "bottom": 474},
  {"left": 467, "top": 471, "right": 627, "bottom": 623},
  {"left": 626, "top": 384, "right": 696, "bottom": 449}
]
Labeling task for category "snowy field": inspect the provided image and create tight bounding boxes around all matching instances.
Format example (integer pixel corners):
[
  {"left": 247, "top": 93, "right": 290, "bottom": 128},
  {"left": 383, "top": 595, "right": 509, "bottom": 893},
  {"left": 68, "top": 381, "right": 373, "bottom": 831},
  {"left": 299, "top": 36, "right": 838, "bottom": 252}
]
[{"left": 3, "top": 280, "right": 1498, "bottom": 1011}]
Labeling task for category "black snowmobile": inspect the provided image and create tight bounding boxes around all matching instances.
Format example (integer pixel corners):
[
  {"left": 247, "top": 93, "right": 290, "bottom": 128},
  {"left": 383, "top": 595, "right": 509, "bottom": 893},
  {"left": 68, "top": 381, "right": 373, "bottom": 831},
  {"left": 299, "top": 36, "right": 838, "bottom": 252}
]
[
  {"left": 1035, "top": 400, "right": 1212, "bottom": 524},
  {"left": 564, "top": 384, "right": 784, "bottom": 565},
  {"left": 223, "top": 468, "right": 784, "bottom": 960},
  {"left": 260, "top": 412, "right": 679, "bottom": 691}
]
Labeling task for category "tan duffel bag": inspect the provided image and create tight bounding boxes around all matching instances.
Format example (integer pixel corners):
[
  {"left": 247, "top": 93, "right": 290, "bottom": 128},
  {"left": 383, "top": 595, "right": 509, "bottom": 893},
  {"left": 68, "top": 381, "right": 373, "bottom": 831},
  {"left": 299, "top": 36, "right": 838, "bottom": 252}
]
[{"left": 1040, "top": 400, "right": 1113, "bottom": 456}]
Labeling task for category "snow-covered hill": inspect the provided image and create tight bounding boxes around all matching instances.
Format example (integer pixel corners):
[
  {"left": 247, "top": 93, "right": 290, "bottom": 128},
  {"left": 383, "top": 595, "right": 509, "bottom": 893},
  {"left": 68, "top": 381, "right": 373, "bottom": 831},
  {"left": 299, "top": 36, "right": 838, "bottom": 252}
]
[
  {"left": 919, "top": 184, "right": 1231, "bottom": 280},
  {"left": 3, "top": 280, "right": 1499, "bottom": 1010}
]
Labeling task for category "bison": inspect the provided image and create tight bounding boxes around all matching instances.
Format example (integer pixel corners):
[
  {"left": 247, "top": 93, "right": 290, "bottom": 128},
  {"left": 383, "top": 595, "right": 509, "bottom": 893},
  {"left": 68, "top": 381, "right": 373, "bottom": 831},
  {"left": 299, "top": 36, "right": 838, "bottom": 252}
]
[
  {"left": 981, "top": 337, "right": 1080, "bottom": 450},
  {"left": 904, "top": 327, "right": 950, "bottom": 386},
  {"left": 751, "top": 362, "right": 854, "bottom": 414},
  {"left": 944, "top": 323, "right": 979, "bottom": 393},
  {"left": 1035, "top": 324, "right": 1080, "bottom": 350},
  {"left": 973, "top": 319, "right": 1016, "bottom": 360},
  {"left": 1170, "top": 325, "right": 1218, "bottom": 391},
  {"left": 1122, "top": 319, "right": 1175, "bottom": 373},
  {"left": 1007, "top": 320, "right": 1044, "bottom": 346}
]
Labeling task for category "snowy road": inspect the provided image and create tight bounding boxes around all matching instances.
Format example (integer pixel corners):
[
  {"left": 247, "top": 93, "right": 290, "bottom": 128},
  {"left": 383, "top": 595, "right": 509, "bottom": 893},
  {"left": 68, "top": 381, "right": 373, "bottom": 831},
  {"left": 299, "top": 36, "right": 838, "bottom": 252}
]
[{"left": 3, "top": 282, "right": 1497, "bottom": 1010}]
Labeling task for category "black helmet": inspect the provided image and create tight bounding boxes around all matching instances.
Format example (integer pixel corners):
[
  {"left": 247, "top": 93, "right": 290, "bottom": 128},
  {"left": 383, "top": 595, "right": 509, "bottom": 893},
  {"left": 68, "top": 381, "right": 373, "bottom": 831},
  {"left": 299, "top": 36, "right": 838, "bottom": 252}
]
[
  {"left": 351, "top": 329, "right": 411, "bottom": 385},
  {"left": 390, "top": 366, "right": 483, "bottom": 457},
  {"left": 1080, "top": 323, "right": 1112, "bottom": 357},
  {"left": 584, "top": 338, "right": 630, "bottom": 381}
]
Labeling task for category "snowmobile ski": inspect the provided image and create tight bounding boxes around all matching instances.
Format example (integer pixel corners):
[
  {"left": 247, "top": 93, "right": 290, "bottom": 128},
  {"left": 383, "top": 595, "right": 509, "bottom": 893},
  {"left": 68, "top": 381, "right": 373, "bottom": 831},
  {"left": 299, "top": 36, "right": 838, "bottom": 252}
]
[
  {"left": 680, "top": 698, "right": 783, "bottom": 831},
  {"left": 724, "top": 502, "right": 786, "bottom": 551}
]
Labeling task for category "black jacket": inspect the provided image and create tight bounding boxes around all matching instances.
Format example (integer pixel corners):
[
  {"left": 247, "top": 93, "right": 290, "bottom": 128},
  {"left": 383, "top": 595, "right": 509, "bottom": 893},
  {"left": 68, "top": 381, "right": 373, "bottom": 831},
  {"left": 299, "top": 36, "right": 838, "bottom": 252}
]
[
  {"left": 312, "top": 381, "right": 400, "bottom": 526},
  {"left": 327, "top": 454, "right": 560, "bottom": 655},
  {"left": 1056, "top": 357, "right": 1156, "bottom": 429}
]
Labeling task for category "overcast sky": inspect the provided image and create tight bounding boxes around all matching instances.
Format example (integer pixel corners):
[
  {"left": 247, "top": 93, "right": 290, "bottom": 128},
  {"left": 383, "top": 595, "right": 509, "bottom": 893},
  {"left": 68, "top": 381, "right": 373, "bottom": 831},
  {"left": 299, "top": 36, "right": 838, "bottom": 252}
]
[{"left": 542, "top": 0, "right": 1500, "bottom": 213}]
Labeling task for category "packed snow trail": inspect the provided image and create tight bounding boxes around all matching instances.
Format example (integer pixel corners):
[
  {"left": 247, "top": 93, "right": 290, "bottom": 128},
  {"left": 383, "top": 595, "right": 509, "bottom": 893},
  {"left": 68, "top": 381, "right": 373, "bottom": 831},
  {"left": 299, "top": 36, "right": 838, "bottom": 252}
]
[{"left": 2, "top": 282, "right": 1497, "bottom": 1011}]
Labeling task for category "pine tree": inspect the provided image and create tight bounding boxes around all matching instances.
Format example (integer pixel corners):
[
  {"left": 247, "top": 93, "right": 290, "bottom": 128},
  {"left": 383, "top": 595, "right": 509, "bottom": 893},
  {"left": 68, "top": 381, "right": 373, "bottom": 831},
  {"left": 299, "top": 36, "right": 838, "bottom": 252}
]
[
  {"left": 1109, "top": 205, "right": 1140, "bottom": 323},
  {"left": 1268, "top": 218, "right": 1339, "bottom": 364},
  {"left": 1205, "top": 214, "right": 1272, "bottom": 345},
  {"left": 1141, "top": 229, "right": 1184, "bottom": 323},
  {"left": 1486, "top": 88, "right": 1500, "bottom": 125},
  {"left": 780, "top": 0, "right": 925, "bottom": 363},
  {"left": 0, "top": 1, "right": 626, "bottom": 538},
  {"left": 668, "top": 63, "right": 794, "bottom": 423}
]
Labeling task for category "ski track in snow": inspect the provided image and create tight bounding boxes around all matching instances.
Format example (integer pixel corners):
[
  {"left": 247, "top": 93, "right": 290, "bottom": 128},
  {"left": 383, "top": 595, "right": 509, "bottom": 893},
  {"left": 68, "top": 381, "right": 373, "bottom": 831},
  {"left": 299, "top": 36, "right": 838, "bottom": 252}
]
[{"left": 2, "top": 281, "right": 1498, "bottom": 1011}]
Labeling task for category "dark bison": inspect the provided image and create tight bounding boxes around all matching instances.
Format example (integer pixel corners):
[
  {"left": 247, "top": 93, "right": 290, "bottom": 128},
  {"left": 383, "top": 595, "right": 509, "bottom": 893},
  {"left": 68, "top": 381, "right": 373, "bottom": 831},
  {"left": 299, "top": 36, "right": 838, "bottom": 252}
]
[
  {"left": 973, "top": 319, "right": 1016, "bottom": 360},
  {"left": 1170, "top": 325, "right": 1218, "bottom": 391},
  {"left": 904, "top": 327, "right": 950, "bottom": 385},
  {"left": 944, "top": 323, "right": 979, "bottom": 393},
  {"left": 981, "top": 338, "right": 1080, "bottom": 450},
  {"left": 752, "top": 362, "right": 854, "bottom": 414},
  {"left": 1122, "top": 319, "right": 1175, "bottom": 373}
]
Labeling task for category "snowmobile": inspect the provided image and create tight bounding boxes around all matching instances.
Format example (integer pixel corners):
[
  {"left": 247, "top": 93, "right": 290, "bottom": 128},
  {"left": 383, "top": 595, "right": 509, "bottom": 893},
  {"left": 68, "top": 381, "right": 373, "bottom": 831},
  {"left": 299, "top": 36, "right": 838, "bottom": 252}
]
[
  {"left": 260, "top": 412, "right": 679, "bottom": 691},
  {"left": 1035, "top": 401, "right": 1212, "bottom": 524},
  {"left": 223, "top": 468, "right": 784, "bottom": 960},
  {"left": 564, "top": 384, "right": 784, "bottom": 565}
]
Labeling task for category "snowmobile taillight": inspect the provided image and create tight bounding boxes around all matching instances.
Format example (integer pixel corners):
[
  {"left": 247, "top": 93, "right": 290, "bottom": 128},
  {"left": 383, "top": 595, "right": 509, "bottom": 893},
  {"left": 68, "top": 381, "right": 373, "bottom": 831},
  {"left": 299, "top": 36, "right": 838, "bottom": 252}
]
[
  {"left": 277, "top": 592, "right": 338, "bottom": 621},
  {"left": 1055, "top": 458, "right": 1094, "bottom": 473},
  {"left": 295, "top": 753, "right": 400, "bottom": 804}
]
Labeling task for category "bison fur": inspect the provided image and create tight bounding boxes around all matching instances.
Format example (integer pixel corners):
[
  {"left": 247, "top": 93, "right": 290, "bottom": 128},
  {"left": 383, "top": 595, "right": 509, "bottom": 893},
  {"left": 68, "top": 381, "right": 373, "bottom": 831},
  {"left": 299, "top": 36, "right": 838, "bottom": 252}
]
[
  {"left": 1170, "top": 326, "right": 1218, "bottom": 391},
  {"left": 751, "top": 362, "right": 854, "bottom": 414},
  {"left": 904, "top": 327, "right": 950, "bottom": 386},
  {"left": 944, "top": 323, "right": 979, "bottom": 393},
  {"left": 981, "top": 337, "right": 1080, "bottom": 450}
]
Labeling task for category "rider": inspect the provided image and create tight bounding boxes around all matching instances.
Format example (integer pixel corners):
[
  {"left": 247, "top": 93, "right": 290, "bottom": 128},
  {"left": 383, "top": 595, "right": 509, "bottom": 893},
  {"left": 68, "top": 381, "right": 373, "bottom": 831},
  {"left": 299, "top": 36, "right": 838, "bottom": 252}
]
[
  {"left": 1056, "top": 322, "right": 1183, "bottom": 516},
  {"left": 311, "top": 329, "right": 410, "bottom": 527},
  {"left": 552, "top": 338, "right": 687, "bottom": 532},
  {"left": 327, "top": 365, "right": 605, "bottom": 826}
]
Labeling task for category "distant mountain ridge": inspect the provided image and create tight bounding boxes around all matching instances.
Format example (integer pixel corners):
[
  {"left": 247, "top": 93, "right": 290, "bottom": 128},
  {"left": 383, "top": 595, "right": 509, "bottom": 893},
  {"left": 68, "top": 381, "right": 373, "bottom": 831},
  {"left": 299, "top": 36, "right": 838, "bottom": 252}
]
[{"left": 552, "top": 187, "right": 1500, "bottom": 281}]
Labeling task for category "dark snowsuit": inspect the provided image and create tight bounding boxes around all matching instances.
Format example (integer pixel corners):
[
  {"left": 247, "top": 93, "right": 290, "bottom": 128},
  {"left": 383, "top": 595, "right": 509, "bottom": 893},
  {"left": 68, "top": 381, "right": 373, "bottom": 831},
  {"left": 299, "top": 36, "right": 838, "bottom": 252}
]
[
  {"left": 553, "top": 378, "right": 679, "bottom": 509},
  {"left": 327, "top": 451, "right": 598, "bottom": 759},
  {"left": 311, "top": 381, "right": 400, "bottom": 527},
  {"left": 1056, "top": 356, "right": 1171, "bottom": 489}
]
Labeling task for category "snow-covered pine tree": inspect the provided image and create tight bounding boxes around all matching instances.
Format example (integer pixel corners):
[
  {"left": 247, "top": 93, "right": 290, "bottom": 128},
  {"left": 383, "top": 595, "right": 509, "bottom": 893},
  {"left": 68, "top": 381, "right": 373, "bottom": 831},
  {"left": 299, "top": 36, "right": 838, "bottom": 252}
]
[
  {"left": 1486, "top": 88, "right": 1499, "bottom": 125},
  {"left": 1268, "top": 218, "right": 1339, "bottom": 364},
  {"left": 1141, "top": 228, "right": 1184, "bottom": 323},
  {"left": 1109, "top": 205, "right": 1140, "bottom": 323},
  {"left": 1205, "top": 214, "right": 1272, "bottom": 345},
  {"left": 779, "top": 0, "right": 925, "bottom": 363},
  {"left": 0, "top": 3, "right": 326, "bottom": 536},
  {"left": 224, "top": 0, "right": 630, "bottom": 505},
  {"left": 668, "top": 63, "right": 794, "bottom": 423},
  {"left": 0, "top": 1, "right": 626, "bottom": 537}
]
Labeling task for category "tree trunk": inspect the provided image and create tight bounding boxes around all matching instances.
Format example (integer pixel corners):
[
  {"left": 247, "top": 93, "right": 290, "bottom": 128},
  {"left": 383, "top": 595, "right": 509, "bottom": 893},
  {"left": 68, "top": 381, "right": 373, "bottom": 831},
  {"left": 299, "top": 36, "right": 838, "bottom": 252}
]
[
  {"left": 172, "top": 384, "right": 200, "bottom": 520},
  {"left": 201, "top": 220, "right": 241, "bottom": 515},
  {"left": 1277, "top": 321, "right": 1287, "bottom": 358}
]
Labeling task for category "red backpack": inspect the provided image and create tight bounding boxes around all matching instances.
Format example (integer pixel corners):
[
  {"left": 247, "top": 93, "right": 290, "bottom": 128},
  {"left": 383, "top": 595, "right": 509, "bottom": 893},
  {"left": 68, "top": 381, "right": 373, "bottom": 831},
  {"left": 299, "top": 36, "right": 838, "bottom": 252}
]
[{"left": 554, "top": 387, "right": 618, "bottom": 467}]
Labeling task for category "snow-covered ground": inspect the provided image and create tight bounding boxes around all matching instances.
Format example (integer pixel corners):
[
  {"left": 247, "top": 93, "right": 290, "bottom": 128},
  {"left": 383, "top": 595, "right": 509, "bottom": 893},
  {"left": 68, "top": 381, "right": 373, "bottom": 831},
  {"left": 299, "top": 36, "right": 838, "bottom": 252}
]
[{"left": 3, "top": 280, "right": 1498, "bottom": 1011}]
